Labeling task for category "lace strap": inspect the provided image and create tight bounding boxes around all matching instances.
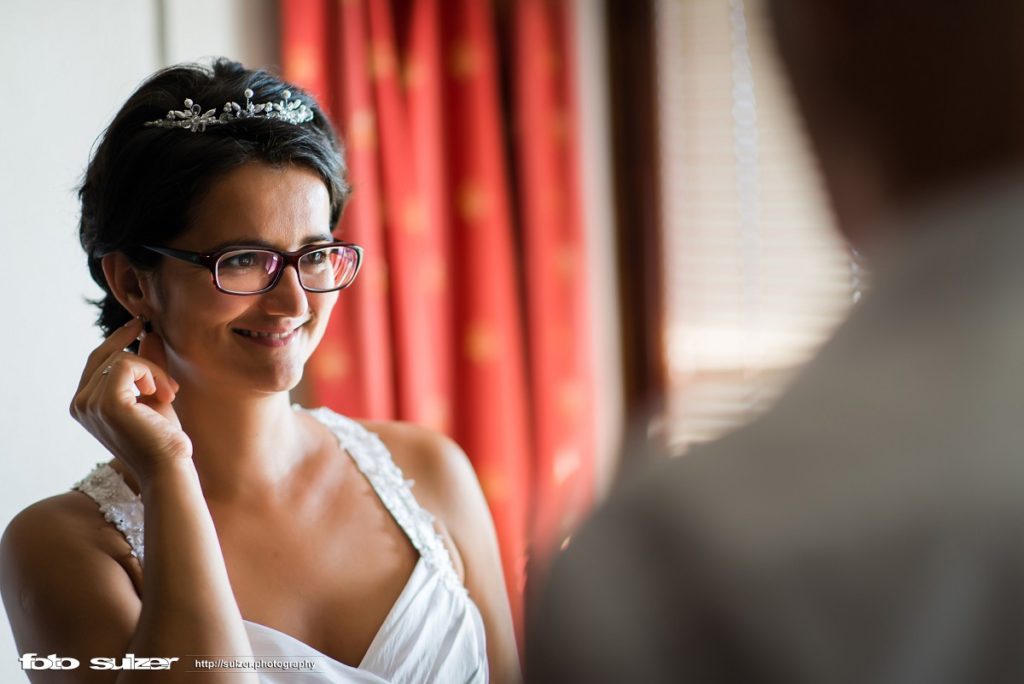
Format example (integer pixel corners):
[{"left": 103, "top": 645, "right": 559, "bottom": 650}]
[
  {"left": 73, "top": 464, "right": 146, "bottom": 563},
  {"left": 303, "top": 406, "right": 466, "bottom": 594}
]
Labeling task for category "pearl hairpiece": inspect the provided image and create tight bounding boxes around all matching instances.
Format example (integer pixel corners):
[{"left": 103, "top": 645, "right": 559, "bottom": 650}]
[{"left": 143, "top": 88, "right": 314, "bottom": 132}]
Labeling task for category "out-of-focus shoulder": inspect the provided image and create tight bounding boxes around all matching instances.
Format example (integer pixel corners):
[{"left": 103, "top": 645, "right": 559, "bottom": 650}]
[
  {"left": 2, "top": 493, "right": 144, "bottom": 669},
  {"left": 2, "top": 492, "right": 101, "bottom": 553},
  {"left": 3, "top": 495, "right": 98, "bottom": 599},
  {"left": 2, "top": 490, "right": 142, "bottom": 589}
]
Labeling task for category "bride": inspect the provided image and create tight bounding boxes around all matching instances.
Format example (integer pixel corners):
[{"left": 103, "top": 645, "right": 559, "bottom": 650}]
[{"left": 0, "top": 59, "right": 518, "bottom": 683}]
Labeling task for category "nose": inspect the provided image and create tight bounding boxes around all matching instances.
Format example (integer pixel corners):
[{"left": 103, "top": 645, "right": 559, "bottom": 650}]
[{"left": 260, "top": 264, "right": 308, "bottom": 317}]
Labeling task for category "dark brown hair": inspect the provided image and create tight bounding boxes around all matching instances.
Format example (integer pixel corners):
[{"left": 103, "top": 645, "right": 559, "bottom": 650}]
[{"left": 79, "top": 58, "right": 350, "bottom": 335}]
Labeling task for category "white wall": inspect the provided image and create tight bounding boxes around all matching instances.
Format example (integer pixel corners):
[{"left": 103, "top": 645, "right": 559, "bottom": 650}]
[
  {"left": 574, "top": 0, "right": 624, "bottom": 498},
  {"left": 162, "top": 0, "right": 279, "bottom": 68},
  {"left": 0, "top": 1, "right": 275, "bottom": 676}
]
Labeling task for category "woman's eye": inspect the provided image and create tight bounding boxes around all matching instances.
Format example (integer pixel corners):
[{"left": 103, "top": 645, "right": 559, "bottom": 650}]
[
  {"left": 222, "top": 252, "right": 257, "bottom": 269},
  {"left": 308, "top": 250, "right": 327, "bottom": 265}
]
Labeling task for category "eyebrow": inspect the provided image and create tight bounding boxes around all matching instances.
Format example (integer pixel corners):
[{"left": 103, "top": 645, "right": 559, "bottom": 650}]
[{"left": 200, "top": 234, "right": 334, "bottom": 253}]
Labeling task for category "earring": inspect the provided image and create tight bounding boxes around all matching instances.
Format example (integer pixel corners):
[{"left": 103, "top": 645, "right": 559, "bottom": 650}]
[{"left": 137, "top": 314, "right": 153, "bottom": 334}]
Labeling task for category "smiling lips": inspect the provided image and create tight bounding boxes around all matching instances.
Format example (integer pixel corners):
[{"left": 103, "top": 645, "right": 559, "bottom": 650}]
[{"left": 233, "top": 322, "right": 308, "bottom": 348}]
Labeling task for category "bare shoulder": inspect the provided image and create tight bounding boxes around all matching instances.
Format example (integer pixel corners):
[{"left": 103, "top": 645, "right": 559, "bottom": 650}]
[
  {"left": 2, "top": 491, "right": 130, "bottom": 573},
  {"left": 359, "top": 420, "right": 478, "bottom": 517},
  {"left": 359, "top": 420, "right": 479, "bottom": 582},
  {"left": 2, "top": 492, "right": 141, "bottom": 671},
  {"left": 358, "top": 421, "right": 486, "bottom": 550}
]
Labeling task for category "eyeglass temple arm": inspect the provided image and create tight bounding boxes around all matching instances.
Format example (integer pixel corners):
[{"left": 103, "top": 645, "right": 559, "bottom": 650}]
[{"left": 142, "top": 245, "right": 209, "bottom": 266}]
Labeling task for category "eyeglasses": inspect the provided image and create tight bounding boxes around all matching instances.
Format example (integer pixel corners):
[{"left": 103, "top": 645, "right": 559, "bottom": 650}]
[{"left": 142, "top": 242, "right": 363, "bottom": 295}]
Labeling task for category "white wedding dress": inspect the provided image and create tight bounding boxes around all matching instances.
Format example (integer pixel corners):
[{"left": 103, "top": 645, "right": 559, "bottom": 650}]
[{"left": 73, "top": 406, "right": 488, "bottom": 683}]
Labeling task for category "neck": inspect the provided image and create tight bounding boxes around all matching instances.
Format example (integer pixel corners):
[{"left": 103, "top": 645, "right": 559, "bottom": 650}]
[{"left": 171, "top": 385, "right": 310, "bottom": 501}]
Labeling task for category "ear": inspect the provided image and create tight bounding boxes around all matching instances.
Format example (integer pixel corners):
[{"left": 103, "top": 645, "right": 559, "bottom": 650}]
[{"left": 100, "top": 253, "right": 157, "bottom": 318}]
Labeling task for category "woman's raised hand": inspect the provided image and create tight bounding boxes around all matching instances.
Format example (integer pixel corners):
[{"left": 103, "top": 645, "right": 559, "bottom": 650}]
[{"left": 71, "top": 317, "right": 192, "bottom": 485}]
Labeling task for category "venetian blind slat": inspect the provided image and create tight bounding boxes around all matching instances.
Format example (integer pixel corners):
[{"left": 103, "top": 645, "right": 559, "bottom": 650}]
[{"left": 657, "top": 0, "right": 853, "bottom": 452}]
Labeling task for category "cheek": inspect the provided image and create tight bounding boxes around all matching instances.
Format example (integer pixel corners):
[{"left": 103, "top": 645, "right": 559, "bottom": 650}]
[
  {"left": 308, "top": 292, "right": 339, "bottom": 336},
  {"left": 151, "top": 269, "right": 237, "bottom": 323},
  {"left": 313, "top": 291, "right": 339, "bottom": 315},
  {"left": 160, "top": 288, "right": 249, "bottom": 341}
]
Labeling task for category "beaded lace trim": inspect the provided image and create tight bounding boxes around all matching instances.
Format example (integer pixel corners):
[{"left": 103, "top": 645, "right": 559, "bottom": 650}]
[
  {"left": 302, "top": 406, "right": 466, "bottom": 594},
  {"left": 73, "top": 464, "right": 145, "bottom": 563},
  {"left": 71, "top": 407, "right": 465, "bottom": 594}
]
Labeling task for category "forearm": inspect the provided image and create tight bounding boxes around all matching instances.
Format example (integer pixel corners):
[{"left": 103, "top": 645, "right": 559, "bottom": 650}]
[{"left": 121, "top": 459, "right": 255, "bottom": 683}]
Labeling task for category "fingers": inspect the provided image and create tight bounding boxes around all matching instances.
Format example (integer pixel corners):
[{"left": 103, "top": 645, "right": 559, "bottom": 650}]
[
  {"left": 138, "top": 329, "right": 178, "bottom": 393},
  {"left": 78, "top": 318, "right": 144, "bottom": 390},
  {"left": 111, "top": 352, "right": 178, "bottom": 405},
  {"left": 70, "top": 318, "right": 192, "bottom": 471},
  {"left": 111, "top": 359, "right": 158, "bottom": 404},
  {"left": 72, "top": 350, "right": 177, "bottom": 420}
]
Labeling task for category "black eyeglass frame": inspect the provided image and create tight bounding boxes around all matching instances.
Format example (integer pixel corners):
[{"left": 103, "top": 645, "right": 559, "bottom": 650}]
[{"left": 141, "top": 242, "right": 364, "bottom": 295}]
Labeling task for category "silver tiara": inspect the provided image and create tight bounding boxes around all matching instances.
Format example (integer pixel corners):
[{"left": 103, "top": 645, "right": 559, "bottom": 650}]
[{"left": 144, "top": 88, "right": 314, "bottom": 132}]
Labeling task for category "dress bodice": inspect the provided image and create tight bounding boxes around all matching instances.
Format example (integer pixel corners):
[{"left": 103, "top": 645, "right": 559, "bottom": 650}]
[{"left": 73, "top": 406, "right": 488, "bottom": 683}]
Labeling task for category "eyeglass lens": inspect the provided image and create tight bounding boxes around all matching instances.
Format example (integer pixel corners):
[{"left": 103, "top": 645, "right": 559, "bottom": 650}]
[{"left": 215, "top": 247, "right": 359, "bottom": 293}]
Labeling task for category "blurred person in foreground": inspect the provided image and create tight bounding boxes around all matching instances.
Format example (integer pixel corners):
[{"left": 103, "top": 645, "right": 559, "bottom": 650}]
[{"left": 529, "top": 1, "right": 1024, "bottom": 682}]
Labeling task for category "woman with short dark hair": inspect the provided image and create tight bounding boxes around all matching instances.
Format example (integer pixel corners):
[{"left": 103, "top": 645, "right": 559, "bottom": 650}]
[{"left": 1, "top": 58, "right": 518, "bottom": 683}]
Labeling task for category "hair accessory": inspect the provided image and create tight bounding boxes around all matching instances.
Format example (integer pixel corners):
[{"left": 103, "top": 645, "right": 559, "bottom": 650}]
[{"left": 144, "top": 88, "right": 314, "bottom": 133}]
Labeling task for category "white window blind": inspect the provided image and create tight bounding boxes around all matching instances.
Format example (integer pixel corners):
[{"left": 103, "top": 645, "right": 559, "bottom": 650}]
[{"left": 656, "top": 0, "right": 855, "bottom": 452}]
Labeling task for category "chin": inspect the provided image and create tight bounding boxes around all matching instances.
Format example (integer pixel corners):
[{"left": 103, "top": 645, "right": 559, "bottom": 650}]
[
  {"left": 247, "top": 363, "right": 306, "bottom": 395},
  {"left": 210, "top": 349, "right": 305, "bottom": 395}
]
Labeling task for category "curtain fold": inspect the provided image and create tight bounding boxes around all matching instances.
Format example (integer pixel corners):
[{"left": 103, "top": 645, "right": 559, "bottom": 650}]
[
  {"left": 281, "top": 0, "right": 593, "bottom": 644},
  {"left": 513, "top": 0, "right": 594, "bottom": 573}
]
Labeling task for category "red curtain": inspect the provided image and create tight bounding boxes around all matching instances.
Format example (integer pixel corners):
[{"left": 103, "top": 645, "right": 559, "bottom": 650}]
[{"left": 280, "top": 0, "right": 592, "bottom": 643}]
